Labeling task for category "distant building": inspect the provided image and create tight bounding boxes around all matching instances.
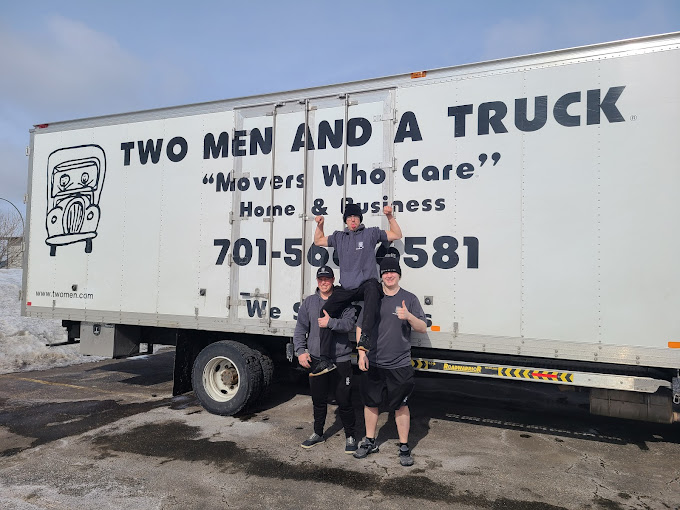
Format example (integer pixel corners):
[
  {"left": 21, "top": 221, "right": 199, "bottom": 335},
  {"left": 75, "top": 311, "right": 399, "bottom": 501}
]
[{"left": 0, "top": 236, "right": 23, "bottom": 269}]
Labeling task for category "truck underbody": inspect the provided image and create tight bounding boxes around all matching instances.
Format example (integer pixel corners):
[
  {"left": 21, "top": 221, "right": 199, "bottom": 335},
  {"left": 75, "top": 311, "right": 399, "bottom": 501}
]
[{"left": 61, "top": 320, "right": 680, "bottom": 423}]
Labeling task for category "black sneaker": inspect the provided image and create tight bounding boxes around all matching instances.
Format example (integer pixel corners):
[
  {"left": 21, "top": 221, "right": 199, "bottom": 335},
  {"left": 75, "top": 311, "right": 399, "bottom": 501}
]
[
  {"left": 353, "top": 438, "right": 379, "bottom": 459},
  {"left": 399, "top": 444, "right": 414, "bottom": 466},
  {"left": 344, "top": 436, "right": 358, "bottom": 454},
  {"left": 301, "top": 433, "right": 325, "bottom": 449},
  {"left": 310, "top": 359, "right": 336, "bottom": 377},
  {"left": 356, "top": 332, "right": 371, "bottom": 352}
]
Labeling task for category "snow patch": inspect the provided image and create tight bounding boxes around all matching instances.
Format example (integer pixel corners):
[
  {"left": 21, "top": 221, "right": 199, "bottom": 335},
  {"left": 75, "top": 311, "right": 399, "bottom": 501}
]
[{"left": 0, "top": 268, "right": 103, "bottom": 374}]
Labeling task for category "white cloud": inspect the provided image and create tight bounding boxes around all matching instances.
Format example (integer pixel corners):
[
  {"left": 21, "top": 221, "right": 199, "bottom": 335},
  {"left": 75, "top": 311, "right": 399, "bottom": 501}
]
[
  {"left": 0, "top": 15, "right": 193, "bottom": 123},
  {"left": 0, "top": 16, "right": 147, "bottom": 120},
  {"left": 0, "top": 15, "right": 191, "bottom": 213}
]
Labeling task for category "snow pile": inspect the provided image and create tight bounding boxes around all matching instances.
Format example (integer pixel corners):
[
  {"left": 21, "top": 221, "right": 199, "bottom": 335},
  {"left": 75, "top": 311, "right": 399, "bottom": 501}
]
[{"left": 0, "top": 269, "right": 102, "bottom": 374}]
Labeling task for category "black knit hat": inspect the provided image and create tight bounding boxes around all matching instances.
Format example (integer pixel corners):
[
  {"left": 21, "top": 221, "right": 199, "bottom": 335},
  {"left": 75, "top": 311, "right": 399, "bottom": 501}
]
[
  {"left": 380, "top": 255, "right": 401, "bottom": 276},
  {"left": 343, "top": 203, "right": 363, "bottom": 223},
  {"left": 316, "top": 265, "right": 334, "bottom": 279}
]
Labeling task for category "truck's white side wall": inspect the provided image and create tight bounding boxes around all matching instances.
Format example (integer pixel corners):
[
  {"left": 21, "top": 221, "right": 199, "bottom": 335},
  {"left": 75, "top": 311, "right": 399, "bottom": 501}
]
[
  {"left": 197, "top": 111, "right": 235, "bottom": 322},
  {"left": 597, "top": 52, "right": 680, "bottom": 347},
  {"left": 519, "top": 61, "right": 601, "bottom": 343}
]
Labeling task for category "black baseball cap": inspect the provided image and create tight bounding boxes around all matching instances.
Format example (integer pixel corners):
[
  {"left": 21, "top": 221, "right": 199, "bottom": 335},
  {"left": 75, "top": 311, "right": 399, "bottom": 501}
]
[
  {"left": 380, "top": 255, "right": 401, "bottom": 276},
  {"left": 343, "top": 203, "right": 363, "bottom": 223},
  {"left": 316, "top": 266, "right": 335, "bottom": 278}
]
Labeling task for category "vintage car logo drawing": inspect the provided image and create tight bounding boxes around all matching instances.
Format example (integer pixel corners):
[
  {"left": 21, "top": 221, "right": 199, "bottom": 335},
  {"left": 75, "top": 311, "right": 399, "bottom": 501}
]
[{"left": 45, "top": 145, "right": 106, "bottom": 256}]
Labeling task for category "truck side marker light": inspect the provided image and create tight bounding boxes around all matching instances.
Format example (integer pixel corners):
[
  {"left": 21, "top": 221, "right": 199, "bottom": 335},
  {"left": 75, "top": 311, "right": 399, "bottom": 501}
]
[
  {"left": 669, "top": 342, "right": 680, "bottom": 348},
  {"left": 431, "top": 326, "right": 441, "bottom": 331},
  {"left": 26, "top": 302, "right": 31, "bottom": 306},
  {"left": 410, "top": 71, "right": 427, "bottom": 79}
]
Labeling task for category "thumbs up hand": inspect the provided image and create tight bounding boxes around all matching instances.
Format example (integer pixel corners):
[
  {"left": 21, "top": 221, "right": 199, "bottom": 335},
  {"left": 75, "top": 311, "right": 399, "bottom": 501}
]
[
  {"left": 318, "top": 309, "right": 331, "bottom": 328},
  {"left": 397, "top": 300, "right": 409, "bottom": 320}
]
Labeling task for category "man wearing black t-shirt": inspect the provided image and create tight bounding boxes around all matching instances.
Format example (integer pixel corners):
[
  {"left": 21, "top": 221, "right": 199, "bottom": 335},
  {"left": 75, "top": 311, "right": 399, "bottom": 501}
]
[{"left": 353, "top": 256, "right": 427, "bottom": 466}]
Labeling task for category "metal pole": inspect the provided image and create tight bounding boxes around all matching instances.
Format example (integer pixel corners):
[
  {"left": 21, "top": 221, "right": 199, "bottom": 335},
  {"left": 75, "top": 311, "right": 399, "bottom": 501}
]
[
  {"left": 0, "top": 197, "right": 25, "bottom": 234},
  {"left": 300, "top": 99, "right": 310, "bottom": 305},
  {"left": 342, "top": 95, "right": 349, "bottom": 210}
]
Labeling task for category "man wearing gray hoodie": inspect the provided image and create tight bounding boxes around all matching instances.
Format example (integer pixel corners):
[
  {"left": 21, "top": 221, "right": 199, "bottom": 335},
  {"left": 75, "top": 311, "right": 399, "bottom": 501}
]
[{"left": 293, "top": 265, "right": 359, "bottom": 454}]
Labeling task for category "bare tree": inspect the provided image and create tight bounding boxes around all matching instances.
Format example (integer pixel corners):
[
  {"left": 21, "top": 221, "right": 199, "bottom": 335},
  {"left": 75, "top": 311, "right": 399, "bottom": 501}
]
[{"left": 0, "top": 208, "right": 23, "bottom": 268}]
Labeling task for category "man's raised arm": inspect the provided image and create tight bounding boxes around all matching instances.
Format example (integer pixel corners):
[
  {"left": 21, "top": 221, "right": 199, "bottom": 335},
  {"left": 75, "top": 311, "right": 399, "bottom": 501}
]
[
  {"left": 314, "top": 215, "right": 329, "bottom": 247},
  {"left": 383, "top": 205, "right": 402, "bottom": 242}
]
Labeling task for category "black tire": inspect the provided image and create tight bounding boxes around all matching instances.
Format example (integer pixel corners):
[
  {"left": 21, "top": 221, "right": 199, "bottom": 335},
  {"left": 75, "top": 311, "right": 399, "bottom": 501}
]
[
  {"left": 240, "top": 340, "right": 274, "bottom": 399},
  {"left": 192, "top": 340, "right": 263, "bottom": 416}
]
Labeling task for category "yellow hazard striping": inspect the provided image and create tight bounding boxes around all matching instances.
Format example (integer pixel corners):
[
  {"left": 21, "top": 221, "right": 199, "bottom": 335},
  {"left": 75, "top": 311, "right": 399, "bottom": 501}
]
[
  {"left": 498, "top": 369, "right": 574, "bottom": 382},
  {"left": 411, "top": 359, "right": 436, "bottom": 370},
  {"left": 409, "top": 359, "right": 575, "bottom": 383}
]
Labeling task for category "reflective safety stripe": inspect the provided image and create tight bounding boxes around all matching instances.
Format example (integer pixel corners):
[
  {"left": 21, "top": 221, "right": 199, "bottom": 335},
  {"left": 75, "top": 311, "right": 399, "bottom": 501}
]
[{"left": 407, "top": 357, "right": 669, "bottom": 393}]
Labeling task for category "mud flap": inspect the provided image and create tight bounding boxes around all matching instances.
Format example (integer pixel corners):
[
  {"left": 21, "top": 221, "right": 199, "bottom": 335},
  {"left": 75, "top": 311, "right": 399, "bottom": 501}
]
[{"left": 172, "top": 332, "right": 210, "bottom": 396}]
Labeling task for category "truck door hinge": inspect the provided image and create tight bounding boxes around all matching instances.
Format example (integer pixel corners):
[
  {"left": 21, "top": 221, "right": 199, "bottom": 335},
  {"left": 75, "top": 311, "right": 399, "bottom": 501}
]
[
  {"left": 372, "top": 162, "right": 393, "bottom": 171},
  {"left": 373, "top": 109, "right": 396, "bottom": 122},
  {"left": 374, "top": 158, "right": 397, "bottom": 171}
]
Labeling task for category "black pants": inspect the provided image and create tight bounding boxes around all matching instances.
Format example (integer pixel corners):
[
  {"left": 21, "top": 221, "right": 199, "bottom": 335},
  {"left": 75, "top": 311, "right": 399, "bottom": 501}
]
[
  {"left": 319, "top": 278, "right": 382, "bottom": 358},
  {"left": 309, "top": 360, "right": 355, "bottom": 437}
]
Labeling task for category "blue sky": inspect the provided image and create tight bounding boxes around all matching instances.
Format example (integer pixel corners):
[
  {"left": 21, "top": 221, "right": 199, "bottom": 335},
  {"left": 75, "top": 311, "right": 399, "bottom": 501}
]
[{"left": 1, "top": 0, "right": 678, "bottom": 219}]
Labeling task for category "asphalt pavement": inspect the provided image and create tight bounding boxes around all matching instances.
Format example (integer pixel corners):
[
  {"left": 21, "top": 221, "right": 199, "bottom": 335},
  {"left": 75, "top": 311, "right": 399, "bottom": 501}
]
[{"left": 1, "top": 350, "right": 679, "bottom": 509}]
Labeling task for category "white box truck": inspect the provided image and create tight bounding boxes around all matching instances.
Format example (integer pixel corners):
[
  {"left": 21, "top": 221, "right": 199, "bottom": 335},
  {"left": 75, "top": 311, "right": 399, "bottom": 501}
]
[{"left": 22, "top": 32, "right": 680, "bottom": 422}]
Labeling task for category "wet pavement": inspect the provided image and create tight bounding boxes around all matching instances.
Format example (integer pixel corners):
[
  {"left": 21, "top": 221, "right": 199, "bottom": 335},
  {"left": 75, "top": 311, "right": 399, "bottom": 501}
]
[{"left": 1, "top": 350, "right": 679, "bottom": 509}]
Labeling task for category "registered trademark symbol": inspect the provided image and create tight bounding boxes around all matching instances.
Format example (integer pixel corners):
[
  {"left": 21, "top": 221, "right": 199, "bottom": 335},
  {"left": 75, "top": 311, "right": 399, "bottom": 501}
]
[{"left": 630, "top": 115, "right": 637, "bottom": 121}]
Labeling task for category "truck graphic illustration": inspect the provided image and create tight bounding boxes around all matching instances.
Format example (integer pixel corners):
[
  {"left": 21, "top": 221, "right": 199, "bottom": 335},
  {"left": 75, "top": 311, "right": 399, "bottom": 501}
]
[{"left": 45, "top": 145, "right": 106, "bottom": 256}]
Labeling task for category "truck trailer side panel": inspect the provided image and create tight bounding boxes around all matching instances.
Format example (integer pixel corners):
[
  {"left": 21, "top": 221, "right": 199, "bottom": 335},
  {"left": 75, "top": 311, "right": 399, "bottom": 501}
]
[{"left": 23, "top": 34, "right": 680, "bottom": 377}]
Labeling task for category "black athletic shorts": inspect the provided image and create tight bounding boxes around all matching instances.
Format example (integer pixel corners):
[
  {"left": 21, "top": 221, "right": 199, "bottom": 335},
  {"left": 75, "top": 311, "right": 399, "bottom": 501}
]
[{"left": 360, "top": 364, "right": 415, "bottom": 411}]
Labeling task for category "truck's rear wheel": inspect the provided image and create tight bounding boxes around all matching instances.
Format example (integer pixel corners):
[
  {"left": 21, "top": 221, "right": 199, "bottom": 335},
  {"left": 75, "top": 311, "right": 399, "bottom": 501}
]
[
  {"left": 192, "top": 340, "right": 262, "bottom": 416},
  {"left": 240, "top": 340, "right": 274, "bottom": 399}
]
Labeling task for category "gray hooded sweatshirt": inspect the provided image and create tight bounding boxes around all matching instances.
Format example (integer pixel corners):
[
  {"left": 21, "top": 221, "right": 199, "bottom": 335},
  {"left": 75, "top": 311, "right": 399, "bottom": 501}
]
[
  {"left": 327, "top": 225, "right": 388, "bottom": 289},
  {"left": 293, "top": 288, "right": 357, "bottom": 362}
]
